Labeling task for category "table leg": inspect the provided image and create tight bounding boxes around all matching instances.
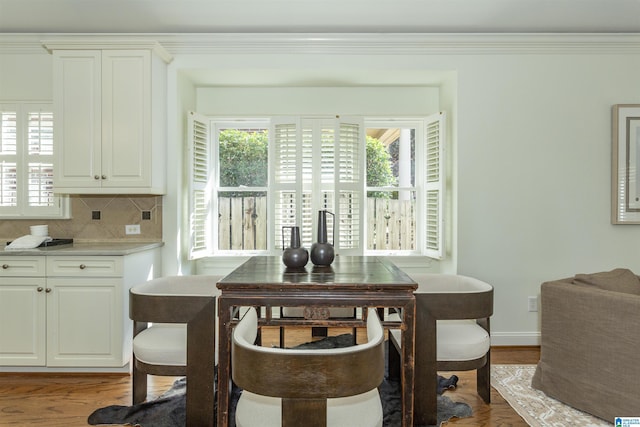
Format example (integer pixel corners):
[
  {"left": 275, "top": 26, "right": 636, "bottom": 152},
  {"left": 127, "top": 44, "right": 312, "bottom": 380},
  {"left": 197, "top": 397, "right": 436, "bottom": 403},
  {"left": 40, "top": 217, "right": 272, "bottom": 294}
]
[
  {"left": 186, "top": 299, "right": 216, "bottom": 427},
  {"left": 414, "top": 305, "right": 437, "bottom": 425},
  {"left": 217, "top": 298, "right": 232, "bottom": 427},
  {"left": 401, "top": 299, "right": 416, "bottom": 427}
]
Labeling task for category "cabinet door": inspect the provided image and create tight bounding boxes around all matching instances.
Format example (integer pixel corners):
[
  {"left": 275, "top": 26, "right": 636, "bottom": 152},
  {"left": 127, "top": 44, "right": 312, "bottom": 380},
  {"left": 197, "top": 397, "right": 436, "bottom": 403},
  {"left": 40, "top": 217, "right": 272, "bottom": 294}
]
[
  {"left": 45, "top": 277, "right": 124, "bottom": 367},
  {"left": 101, "top": 50, "right": 151, "bottom": 188},
  {"left": 0, "top": 278, "right": 46, "bottom": 366},
  {"left": 53, "top": 50, "right": 102, "bottom": 189}
]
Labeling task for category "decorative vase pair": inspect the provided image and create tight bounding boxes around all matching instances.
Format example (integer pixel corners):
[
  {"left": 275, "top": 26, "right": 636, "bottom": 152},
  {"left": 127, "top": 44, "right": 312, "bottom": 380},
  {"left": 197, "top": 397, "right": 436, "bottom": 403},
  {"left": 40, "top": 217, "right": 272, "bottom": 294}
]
[{"left": 282, "top": 210, "right": 335, "bottom": 269}]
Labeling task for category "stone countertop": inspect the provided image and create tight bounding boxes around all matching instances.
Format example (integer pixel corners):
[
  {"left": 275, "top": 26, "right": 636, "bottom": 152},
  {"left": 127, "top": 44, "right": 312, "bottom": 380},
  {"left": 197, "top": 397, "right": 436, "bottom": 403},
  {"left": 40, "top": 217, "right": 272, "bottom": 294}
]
[{"left": 1, "top": 241, "right": 164, "bottom": 256}]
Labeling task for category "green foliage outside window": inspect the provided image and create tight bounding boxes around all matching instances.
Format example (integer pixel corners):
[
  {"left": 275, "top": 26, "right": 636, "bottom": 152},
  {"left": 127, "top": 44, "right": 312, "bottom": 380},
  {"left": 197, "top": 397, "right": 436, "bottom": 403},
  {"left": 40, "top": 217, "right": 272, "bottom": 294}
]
[
  {"left": 218, "top": 130, "right": 395, "bottom": 196},
  {"left": 219, "top": 129, "right": 268, "bottom": 187},
  {"left": 366, "top": 135, "right": 396, "bottom": 198}
]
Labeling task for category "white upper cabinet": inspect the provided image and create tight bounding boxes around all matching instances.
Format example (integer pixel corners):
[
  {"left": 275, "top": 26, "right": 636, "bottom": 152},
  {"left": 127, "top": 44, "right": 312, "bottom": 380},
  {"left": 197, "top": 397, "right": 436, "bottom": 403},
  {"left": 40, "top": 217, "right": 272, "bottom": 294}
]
[{"left": 45, "top": 41, "right": 171, "bottom": 194}]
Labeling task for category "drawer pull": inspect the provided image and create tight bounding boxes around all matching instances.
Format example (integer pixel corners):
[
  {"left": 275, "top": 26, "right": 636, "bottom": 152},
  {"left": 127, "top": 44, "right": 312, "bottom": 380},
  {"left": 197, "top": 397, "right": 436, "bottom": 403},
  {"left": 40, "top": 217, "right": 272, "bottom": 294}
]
[
  {"left": 79, "top": 264, "right": 86, "bottom": 269},
  {"left": 45, "top": 288, "right": 52, "bottom": 293},
  {"left": 2, "top": 264, "right": 8, "bottom": 269},
  {"left": 37, "top": 287, "right": 44, "bottom": 292}
]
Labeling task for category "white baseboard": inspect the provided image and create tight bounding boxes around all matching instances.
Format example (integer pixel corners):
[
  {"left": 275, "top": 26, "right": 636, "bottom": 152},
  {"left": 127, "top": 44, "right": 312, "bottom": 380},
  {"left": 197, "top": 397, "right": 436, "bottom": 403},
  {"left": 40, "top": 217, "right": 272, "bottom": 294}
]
[{"left": 490, "top": 331, "right": 541, "bottom": 346}]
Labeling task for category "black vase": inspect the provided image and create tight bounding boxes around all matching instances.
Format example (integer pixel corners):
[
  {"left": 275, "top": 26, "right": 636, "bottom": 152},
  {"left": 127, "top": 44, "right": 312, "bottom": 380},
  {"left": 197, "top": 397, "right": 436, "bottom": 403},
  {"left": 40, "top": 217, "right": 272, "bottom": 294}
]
[
  {"left": 310, "top": 210, "right": 335, "bottom": 266},
  {"left": 282, "top": 226, "right": 308, "bottom": 269}
]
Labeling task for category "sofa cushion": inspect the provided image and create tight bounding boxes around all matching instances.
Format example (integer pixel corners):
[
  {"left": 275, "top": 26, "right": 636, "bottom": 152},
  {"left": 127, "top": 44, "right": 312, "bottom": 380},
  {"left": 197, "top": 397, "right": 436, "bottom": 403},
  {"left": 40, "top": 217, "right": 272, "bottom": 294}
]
[{"left": 572, "top": 268, "right": 640, "bottom": 295}]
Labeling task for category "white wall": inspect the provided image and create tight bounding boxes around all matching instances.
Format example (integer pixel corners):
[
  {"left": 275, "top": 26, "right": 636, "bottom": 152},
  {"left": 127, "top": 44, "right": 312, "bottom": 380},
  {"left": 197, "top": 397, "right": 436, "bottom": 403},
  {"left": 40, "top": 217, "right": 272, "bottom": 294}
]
[
  {"left": 454, "top": 53, "right": 640, "bottom": 343},
  {"left": 196, "top": 86, "right": 439, "bottom": 116},
  {"left": 5, "top": 35, "right": 640, "bottom": 345},
  {"left": 0, "top": 54, "right": 52, "bottom": 99},
  {"left": 170, "top": 43, "right": 640, "bottom": 345}
]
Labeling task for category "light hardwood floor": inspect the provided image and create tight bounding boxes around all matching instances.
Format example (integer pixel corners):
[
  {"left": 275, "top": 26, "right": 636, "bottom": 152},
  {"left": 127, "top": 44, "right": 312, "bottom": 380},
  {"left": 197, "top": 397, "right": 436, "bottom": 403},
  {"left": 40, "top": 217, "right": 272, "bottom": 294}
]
[{"left": 0, "top": 327, "right": 539, "bottom": 426}]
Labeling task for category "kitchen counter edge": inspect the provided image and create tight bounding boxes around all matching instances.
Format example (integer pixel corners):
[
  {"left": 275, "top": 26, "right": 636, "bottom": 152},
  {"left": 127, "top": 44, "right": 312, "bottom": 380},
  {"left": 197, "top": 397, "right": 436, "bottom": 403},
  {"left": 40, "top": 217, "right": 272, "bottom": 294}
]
[{"left": 0, "top": 242, "right": 164, "bottom": 256}]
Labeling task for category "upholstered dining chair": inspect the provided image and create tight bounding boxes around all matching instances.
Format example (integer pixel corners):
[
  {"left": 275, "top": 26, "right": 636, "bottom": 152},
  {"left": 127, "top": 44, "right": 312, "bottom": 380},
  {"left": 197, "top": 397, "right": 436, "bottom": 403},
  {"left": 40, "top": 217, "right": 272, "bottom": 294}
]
[
  {"left": 232, "top": 306, "right": 385, "bottom": 427},
  {"left": 129, "top": 275, "right": 221, "bottom": 405},
  {"left": 388, "top": 273, "right": 493, "bottom": 426}
]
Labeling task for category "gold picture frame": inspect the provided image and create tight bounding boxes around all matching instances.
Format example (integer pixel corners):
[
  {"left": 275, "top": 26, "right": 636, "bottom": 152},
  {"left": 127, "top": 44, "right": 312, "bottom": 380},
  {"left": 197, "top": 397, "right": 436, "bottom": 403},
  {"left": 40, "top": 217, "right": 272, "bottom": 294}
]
[{"left": 612, "top": 104, "right": 640, "bottom": 224}]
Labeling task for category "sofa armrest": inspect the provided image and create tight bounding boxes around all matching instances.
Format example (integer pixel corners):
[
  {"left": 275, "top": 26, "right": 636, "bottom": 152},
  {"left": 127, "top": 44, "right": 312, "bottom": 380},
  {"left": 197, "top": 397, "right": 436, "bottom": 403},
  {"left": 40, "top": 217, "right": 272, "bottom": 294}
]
[{"left": 540, "top": 279, "right": 640, "bottom": 360}]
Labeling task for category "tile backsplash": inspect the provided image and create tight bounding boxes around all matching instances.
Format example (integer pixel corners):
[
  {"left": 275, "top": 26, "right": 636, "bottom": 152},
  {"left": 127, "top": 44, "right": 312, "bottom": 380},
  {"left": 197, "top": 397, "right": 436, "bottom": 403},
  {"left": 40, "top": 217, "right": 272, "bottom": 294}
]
[{"left": 0, "top": 195, "right": 162, "bottom": 245}]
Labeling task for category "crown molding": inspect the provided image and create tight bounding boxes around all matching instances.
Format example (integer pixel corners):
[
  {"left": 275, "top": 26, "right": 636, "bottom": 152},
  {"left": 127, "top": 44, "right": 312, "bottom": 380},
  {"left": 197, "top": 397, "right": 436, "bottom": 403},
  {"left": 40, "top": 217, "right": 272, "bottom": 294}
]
[
  {"left": 3, "top": 33, "right": 640, "bottom": 55},
  {"left": 41, "top": 38, "right": 173, "bottom": 63}
]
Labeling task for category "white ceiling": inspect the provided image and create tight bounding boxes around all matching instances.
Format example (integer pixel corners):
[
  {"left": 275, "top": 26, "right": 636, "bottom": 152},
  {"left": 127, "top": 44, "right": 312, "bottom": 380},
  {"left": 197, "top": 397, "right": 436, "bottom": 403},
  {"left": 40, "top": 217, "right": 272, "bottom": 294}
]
[{"left": 2, "top": 0, "right": 640, "bottom": 34}]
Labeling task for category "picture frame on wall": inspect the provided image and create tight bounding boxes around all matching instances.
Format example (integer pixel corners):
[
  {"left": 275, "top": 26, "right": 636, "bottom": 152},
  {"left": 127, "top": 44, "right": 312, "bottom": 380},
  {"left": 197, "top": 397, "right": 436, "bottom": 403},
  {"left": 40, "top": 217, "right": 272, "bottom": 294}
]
[{"left": 612, "top": 104, "right": 640, "bottom": 224}]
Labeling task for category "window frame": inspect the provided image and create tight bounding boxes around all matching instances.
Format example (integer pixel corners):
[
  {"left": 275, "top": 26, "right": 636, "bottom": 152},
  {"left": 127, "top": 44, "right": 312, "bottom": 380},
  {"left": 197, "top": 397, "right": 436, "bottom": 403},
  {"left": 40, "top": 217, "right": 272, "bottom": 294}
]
[
  {"left": 0, "top": 102, "right": 69, "bottom": 219},
  {"left": 364, "top": 119, "right": 422, "bottom": 256},
  {"left": 187, "top": 113, "right": 445, "bottom": 260}
]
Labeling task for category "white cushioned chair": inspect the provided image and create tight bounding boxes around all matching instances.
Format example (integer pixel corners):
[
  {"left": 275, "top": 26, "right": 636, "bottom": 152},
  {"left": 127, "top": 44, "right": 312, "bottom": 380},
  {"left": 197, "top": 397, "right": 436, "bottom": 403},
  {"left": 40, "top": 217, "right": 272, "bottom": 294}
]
[
  {"left": 233, "top": 307, "right": 385, "bottom": 427},
  {"left": 388, "top": 273, "right": 493, "bottom": 426},
  {"left": 130, "top": 275, "right": 221, "bottom": 405}
]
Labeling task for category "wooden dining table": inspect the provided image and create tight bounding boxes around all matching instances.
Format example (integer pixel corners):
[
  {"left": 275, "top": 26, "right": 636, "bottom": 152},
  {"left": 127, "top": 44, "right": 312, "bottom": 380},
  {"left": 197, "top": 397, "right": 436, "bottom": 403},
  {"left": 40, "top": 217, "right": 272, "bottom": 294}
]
[{"left": 216, "top": 255, "right": 418, "bottom": 427}]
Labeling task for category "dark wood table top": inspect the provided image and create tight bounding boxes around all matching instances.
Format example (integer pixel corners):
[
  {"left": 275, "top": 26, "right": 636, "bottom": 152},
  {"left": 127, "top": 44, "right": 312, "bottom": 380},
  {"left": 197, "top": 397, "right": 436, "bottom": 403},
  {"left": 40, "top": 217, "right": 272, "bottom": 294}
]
[{"left": 217, "top": 255, "right": 417, "bottom": 291}]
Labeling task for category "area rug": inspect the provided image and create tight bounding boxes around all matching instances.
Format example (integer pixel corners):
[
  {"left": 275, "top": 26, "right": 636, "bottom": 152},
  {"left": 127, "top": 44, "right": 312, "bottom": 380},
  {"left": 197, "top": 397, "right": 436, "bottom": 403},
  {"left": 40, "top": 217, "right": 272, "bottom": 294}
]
[
  {"left": 491, "top": 365, "right": 609, "bottom": 427},
  {"left": 89, "top": 334, "right": 472, "bottom": 427}
]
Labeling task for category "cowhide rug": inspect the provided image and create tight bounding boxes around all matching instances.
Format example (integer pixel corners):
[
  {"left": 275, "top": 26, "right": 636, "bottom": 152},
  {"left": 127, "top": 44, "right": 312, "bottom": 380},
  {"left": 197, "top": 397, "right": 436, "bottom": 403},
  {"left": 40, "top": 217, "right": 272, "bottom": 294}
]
[{"left": 88, "top": 334, "right": 472, "bottom": 427}]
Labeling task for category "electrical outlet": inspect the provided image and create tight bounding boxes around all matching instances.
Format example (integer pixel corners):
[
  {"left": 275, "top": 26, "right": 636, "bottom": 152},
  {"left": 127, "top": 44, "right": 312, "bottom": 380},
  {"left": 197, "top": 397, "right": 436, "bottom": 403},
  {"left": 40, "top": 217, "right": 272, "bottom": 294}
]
[
  {"left": 528, "top": 296, "right": 538, "bottom": 312},
  {"left": 125, "top": 224, "right": 141, "bottom": 235}
]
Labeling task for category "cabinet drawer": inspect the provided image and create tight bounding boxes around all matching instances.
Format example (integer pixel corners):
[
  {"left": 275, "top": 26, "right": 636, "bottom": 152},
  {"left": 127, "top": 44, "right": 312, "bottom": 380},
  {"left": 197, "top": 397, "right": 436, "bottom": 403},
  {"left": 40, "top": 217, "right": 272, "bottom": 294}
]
[
  {"left": 0, "top": 257, "right": 46, "bottom": 277},
  {"left": 46, "top": 257, "right": 123, "bottom": 277}
]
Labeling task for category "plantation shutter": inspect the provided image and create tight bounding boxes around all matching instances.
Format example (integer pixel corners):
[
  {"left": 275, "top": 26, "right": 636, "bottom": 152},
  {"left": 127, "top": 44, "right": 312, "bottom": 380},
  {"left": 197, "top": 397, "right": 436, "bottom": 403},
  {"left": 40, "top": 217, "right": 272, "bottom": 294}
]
[
  {"left": 0, "top": 103, "right": 65, "bottom": 218},
  {"left": 300, "top": 118, "right": 336, "bottom": 248},
  {"left": 270, "top": 116, "right": 363, "bottom": 254},
  {"left": 26, "top": 106, "right": 56, "bottom": 211},
  {"left": 424, "top": 111, "right": 446, "bottom": 259},
  {"left": 187, "top": 111, "right": 213, "bottom": 260},
  {"left": 335, "top": 117, "right": 364, "bottom": 254},
  {"left": 0, "top": 106, "right": 18, "bottom": 213},
  {"left": 270, "top": 117, "right": 302, "bottom": 250}
]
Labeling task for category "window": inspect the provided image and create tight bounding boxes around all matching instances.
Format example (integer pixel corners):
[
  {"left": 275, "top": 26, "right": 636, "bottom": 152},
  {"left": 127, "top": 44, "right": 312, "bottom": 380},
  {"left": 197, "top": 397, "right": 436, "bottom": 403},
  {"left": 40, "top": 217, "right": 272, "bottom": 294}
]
[
  {"left": 0, "top": 103, "right": 68, "bottom": 218},
  {"left": 187, "top": 112, "right": 445, "bottom": 259}
]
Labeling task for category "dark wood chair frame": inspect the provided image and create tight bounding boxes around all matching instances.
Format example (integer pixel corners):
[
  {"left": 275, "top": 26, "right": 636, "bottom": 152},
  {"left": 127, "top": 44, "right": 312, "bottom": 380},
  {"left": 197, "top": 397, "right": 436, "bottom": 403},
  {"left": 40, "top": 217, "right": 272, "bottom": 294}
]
[{"left": 130, "top": 288, "right": 216, "bottom": 427}]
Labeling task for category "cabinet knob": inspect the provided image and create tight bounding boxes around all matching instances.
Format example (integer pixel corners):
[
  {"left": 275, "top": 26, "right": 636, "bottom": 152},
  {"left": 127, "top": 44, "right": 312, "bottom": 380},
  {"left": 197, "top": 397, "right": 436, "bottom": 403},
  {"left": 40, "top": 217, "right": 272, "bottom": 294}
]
[
  {"left": 79, "top": 264, "right": 86, "bottom": 269},
  {"left": 45, "top": 288, "right": 52, "bottom": 293},
  {"left": 37, "top": 287, "right": 44, "bottom": 292},
  {"left": 2, "top": 264, "right": 8, "bottom": 269},
  {"left": 94, "top": 175, "right": 100, "bottom": 180},
  {"left": 101, "top": 175, "right": 107, "bottom": 180}
]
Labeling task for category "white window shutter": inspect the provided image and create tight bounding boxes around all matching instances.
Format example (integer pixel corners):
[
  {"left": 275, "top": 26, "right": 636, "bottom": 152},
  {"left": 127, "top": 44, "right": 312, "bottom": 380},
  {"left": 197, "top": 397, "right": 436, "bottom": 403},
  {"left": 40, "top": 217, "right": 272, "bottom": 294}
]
[
  {"left": 424, "top": 112, "right": 446, "bottom": 259},
  {"left": 335, "top": 117, "right": 364, "bottom": 254},
  {"left": 0, "top": 106, "right": 19, "bottom": 212},
  {"left": 0, "top": 103, "right": 65, "bottom": 218},
  {"left": 270, "top": 117, "right": 302, "bottom": 250},
  {"left": 187, "top": 111, "right": 213, "bottom": 260}
]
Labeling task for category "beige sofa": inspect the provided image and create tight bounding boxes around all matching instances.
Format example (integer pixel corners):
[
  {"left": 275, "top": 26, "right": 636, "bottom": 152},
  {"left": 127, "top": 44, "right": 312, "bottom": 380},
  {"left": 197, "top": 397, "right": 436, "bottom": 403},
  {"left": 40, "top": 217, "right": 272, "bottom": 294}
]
[{"left": 531, "top": 268, "right": 640, "bottom": 421}]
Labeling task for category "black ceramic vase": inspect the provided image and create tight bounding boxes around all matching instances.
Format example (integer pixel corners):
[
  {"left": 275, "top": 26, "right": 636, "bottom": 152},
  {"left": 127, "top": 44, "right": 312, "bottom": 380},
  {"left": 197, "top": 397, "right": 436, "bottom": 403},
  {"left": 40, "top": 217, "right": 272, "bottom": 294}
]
[
  {"left": 310, "top": 210, "right": 335, "bottom": 266},
  {"left": 282, "top": 226, "right": 308, "bottom": 269}
]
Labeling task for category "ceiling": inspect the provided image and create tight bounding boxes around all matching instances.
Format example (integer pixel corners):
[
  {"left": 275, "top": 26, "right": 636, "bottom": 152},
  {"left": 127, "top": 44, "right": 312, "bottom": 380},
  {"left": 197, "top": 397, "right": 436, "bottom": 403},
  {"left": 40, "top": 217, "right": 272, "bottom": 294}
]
[{"left": 2, "top": 0, "right": 640, "bottom": 34}]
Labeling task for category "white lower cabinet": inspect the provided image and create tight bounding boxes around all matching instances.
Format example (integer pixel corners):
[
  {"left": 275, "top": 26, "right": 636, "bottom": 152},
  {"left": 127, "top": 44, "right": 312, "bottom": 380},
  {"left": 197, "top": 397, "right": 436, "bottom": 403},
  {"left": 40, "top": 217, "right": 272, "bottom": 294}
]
[
  {"left": 0, "top": 257, "right": 47, "bottom": 366},
  {"left": 0, "top": 248, "right": 160, "bottom": 370},
  {"left": 0, "top": 277, "right": 47, "bottom": 366}
]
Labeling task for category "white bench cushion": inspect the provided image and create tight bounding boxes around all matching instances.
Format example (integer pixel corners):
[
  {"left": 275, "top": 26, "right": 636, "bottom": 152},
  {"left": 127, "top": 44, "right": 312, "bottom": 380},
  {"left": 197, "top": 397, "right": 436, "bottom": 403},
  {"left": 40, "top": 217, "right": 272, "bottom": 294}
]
[
  {"left": 236, "top": 389, "right": 383, "bottom": 427},
  {"left": 133, "top": 324, "right": 187, "bottom": 366},
  {"left": 389, "top": 318, "right": 490, "bottom": 362}
]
